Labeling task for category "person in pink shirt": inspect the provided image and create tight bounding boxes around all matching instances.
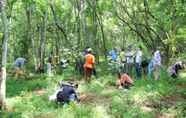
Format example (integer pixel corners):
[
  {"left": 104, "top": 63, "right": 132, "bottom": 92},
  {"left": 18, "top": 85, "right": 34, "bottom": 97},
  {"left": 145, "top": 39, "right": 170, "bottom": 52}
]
[{"left": 116, "top": 73, "right": 134, "bottom": 89}]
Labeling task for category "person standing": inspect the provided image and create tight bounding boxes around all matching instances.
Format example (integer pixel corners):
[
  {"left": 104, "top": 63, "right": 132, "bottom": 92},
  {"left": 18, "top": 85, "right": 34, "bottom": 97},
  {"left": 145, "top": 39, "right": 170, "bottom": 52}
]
[
  {"left": 147, "top": 59, "right": 154, "bottom": 79},
  {"left": 125, "top": 46, "right": 134, "bottom": 77},
  {"left": 135, "top": 47, "right": 143, "bottom": 79},
  {"left": 84, "top": 48, "right": 95, "bottom": 83},
  {"left": 109, "top": 48, "right": 117, "bottom": 62},
  {"left": 153, "top": 49, "right": 161, "bottom": 80},
  {"left": 119, "top": 48, "right": 126, "bottom": 73}
]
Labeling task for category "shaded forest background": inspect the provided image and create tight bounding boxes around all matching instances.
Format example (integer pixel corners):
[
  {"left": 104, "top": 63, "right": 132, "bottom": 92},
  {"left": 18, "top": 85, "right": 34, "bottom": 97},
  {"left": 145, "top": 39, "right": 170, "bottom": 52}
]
[{"left": 0, "top": 0, "right": 186, "bottom": 69}]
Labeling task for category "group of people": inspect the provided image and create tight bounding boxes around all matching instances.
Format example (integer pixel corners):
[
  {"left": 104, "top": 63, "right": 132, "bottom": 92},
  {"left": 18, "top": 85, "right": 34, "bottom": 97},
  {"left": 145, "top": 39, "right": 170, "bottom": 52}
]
[
  {"left": 109, "top": 46, "right": 162, "bottom": 80},
  {"left": 11, "top": 46, "right": 186, "bottom": 106},
  {"left": 108, "top": 46, "right": 186, "bottom": 89}
]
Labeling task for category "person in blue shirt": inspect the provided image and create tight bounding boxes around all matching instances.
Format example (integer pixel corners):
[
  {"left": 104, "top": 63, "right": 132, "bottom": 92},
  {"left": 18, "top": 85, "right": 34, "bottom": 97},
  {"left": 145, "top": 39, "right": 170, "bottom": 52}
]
[
  {"left": 13, "top": 57, "right": 27, "bottom": 78},
  {"left": 109, "top": 48, "right": 117, "bottom": 61},
  {"left": 14, "top": 57, "right": 26, "bottom": 68}
]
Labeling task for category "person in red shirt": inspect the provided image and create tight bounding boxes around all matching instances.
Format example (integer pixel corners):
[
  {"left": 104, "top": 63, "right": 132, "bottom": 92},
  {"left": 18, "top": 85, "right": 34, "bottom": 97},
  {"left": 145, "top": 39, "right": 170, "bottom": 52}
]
[
  {"left": 116, "top": 73, "right": 134, "bottom": 89},
  {"left": 84, "top": 48, "right": 95, "bottom": 82}
]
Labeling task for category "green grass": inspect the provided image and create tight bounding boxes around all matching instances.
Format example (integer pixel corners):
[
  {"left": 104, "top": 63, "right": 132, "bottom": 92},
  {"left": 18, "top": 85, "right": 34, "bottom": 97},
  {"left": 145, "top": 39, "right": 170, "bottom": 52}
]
[{"left": 1, "top": 65, "right": 186, "bottom": 118}]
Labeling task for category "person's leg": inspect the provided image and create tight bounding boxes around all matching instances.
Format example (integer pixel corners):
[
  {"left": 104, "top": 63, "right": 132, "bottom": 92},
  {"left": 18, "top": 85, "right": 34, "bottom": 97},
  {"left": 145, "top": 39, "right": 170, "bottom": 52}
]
[
  {"left": 84, "top": 67, "right": 88, "bottom": 82},
  {"left": 126, "top": 63, "right": 129, "bottom": 75},
  {"left": 154, "top": 65, "right": 160, "bottom": 80},
  {"left": 135, "top": 63, "right": 140, "bottom": 79},
  {"left": 143, "top": 67, "right": 147, "bottom": 79},
  {"left": 93, "top": 68, "right": 97, "bottom": 78},
  {"left": 87, "top": 68, "right": 92, "bottom": 83},
  {"left": 153, "top": 65, "right": 157, "bottom": 80},
  {"left": 139, "top": 64, "right": 142, "bottom": 79},
  {"left": 15, "top": 68, "right": 19, "bottom": 78},
  {"left": 128, "top": 63, "right": 132, "bottom": 76}
]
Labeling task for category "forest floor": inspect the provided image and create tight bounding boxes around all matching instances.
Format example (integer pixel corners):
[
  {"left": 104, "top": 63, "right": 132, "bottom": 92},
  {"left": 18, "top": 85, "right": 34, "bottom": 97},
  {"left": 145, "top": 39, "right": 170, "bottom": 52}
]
[{"left": 0, "top": 66, "right": 186, "bottom": 118}]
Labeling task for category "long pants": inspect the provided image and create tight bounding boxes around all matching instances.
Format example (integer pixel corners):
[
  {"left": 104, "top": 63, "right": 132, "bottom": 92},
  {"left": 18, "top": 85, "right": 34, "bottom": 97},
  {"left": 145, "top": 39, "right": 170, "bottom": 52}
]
[
  {"left": 126, "top": 63, "right": 133, "bottom": 77},
  {"left": 84, "top": 67, "right": 93, "bottom": 82},
  {"left": 153, "top": 65, "right": 161, "bottom": 80},
  {"left": 135, "top": 63, "right": 142, "bottom": 79}
]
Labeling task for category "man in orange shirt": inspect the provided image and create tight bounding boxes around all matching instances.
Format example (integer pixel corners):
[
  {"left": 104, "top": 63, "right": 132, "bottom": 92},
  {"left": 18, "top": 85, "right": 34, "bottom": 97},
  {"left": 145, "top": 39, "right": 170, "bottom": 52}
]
[
  {"left": 116, "top": 73, "right": 134, "bottom": 89},
  {"left": 84, "top": 48, "right": 95, "bottom": 82}
]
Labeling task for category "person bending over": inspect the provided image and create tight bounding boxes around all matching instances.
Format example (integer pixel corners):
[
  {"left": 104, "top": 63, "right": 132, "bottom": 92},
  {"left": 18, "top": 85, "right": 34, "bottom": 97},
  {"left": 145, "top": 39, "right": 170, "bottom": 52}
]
[
  {"left": 116, "top": 73, "right": 134, "bottom": 89},
  {"left": 13, "top": 57, "right": 27, "bottom": 78},
  {"left": 168, "top": 61, "right": 185, "bottom": 78},
  {"left": 49, "top": 81, "right": 79, "bottom": 105}
]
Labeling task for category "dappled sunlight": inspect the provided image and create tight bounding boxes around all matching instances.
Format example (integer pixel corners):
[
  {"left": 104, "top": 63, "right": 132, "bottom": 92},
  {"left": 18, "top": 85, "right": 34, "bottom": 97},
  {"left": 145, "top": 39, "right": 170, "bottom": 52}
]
[
  {"left": 130, "top": 87, "right": 151, "bottom": 104},
  {"left": 93, "top": 105, "right": 111, "bottom": 118},
  {"left": 179, "top": 72, "right": 186, "bottom": 79},
  {"left": 3, "top": 69, "right": 186, "bottom": 118}
]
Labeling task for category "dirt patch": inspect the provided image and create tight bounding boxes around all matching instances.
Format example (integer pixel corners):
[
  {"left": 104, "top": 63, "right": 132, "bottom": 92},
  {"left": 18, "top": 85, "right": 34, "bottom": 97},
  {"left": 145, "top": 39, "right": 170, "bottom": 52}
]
[
  {"left": 176, "top": 83, "right": 186, "bottom": 89},
  {"left": 34, "top": 89, "right": 46, "bottom": 96},
  {"left": 80, "top": 93, "right": 112, "bottom": 105},
  {"left": 161, "top": 94, "right": 186, "bottom": 106},
  {"left": 155, "top": 113, "right": 174, "bottom": 118}
]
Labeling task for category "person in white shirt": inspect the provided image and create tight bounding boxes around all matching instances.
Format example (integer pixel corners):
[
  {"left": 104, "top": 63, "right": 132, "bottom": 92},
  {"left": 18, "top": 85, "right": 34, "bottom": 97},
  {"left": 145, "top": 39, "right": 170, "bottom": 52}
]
[
  {"left": 135, "top": 47, "right": 143, "bottom": 79},
  {"left": 153, "top": 49, "right": 161, "bottom": 80}
]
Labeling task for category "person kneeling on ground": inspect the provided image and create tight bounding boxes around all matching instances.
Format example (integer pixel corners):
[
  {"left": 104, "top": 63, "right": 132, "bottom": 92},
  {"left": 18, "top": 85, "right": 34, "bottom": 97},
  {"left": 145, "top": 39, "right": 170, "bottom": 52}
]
[
  {"left": 168, "top": 61, "right": 185, "bottom": 78},
  {"left": 49, "top": 81, "right": 79, "bottom": 105},
  {"left": 116, "top": 73, "right": 134, "bottom": 89}
]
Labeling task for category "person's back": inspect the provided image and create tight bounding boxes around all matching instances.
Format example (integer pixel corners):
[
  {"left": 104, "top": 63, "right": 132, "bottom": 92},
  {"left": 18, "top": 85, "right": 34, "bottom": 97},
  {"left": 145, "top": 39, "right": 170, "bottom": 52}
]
[
  {"left": 120, "top": 50, "right": 125, "bottom": 62},
  {"left": 117, "top": 73, "right": 133, "bottom": 89},
  {"left": 110, "top": 49, "right": 117, "bottom": 61},
  {"left": 14, "top": 57, "right": 26, "bottom": 68},
  {"left": 84, "top": 53, "right": 95, "bottom": 69},
  {"left": 57, "top": 85, "right": 76, "bottom": 103},
  {"left": 84, "top": 48, "right": 95, "bottom": 82},
  {"left": 168, "top": 61, "right": 184, "bottom": 78},
  {"left": 153, "top": 50, "right": 161, "bottom": 66},
  {"left": 126, "top": 51, "right": 134, "bottom": 64},
  {"left": 120, "top": 73, "right": 133, "bottom": 85},
  {"left": 135, "top": 49, "right": 142, "bottom": 64},
  {"left": 153, "top": 50, "right": 161, "bottom": 80}
]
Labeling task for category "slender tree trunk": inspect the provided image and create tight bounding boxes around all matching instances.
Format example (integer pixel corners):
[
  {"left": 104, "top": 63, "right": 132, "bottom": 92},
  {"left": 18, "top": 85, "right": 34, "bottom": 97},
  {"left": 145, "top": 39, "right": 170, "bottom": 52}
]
[
  {"left": 49, "top": 2, "right": 68, "bottom": 44},
  {"left": 80, "top": 0, "right": 88, "bottom": 47},
  {"left": 0, "top": 0, "right": 8, "bottom": 109},
  {"left": 39, "top": 11, "right": 48, "bottom": 71},
  {"left": 26, "top": 3, "right": 38, "bottom": 71},
  {"left": 91, "top": 0, "right": 99, "bottom": 63},
  {"left": 31, "top": 30, "right": 38, "bottom": 71},
  {"left": 97, "top": 14, "right": 107, "bottom": 60}
]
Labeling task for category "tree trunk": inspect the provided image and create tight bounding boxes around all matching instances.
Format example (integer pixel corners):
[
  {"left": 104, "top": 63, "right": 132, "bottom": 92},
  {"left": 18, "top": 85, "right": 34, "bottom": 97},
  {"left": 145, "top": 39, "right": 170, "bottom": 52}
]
[
  {"left": 49, "top": 2, "right": 68, "bottom": 44},
  {"left": 0, "top": 0, "right": 9, "bottom": 109},
  {"left": 39, "top": 11, "right": 48, "bottom": 71},
  {"left": 91, "top": 0, "right": 99, "bottom": 63},
  {"left": 96, "top": 14, "right": 107, "bottom": 60},
  {"left": 31, "top": 30, "right": 38, "bottom": 71},
  {"left": 80, "top": 0, "right": 88, "bottom": 47}
]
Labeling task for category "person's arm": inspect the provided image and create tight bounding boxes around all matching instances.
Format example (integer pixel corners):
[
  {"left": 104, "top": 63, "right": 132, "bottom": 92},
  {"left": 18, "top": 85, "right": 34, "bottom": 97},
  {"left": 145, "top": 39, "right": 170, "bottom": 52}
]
[{"left": 92, "top": 56, "right": 95, "bottom": 68}]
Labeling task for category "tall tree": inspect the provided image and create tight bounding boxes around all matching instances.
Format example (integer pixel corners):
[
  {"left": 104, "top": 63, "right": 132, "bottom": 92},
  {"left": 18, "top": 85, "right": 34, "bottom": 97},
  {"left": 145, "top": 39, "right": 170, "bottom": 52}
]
[{"left": 0, "top": 0, "right": 9, "bottom": 109}]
